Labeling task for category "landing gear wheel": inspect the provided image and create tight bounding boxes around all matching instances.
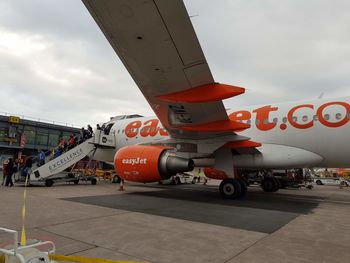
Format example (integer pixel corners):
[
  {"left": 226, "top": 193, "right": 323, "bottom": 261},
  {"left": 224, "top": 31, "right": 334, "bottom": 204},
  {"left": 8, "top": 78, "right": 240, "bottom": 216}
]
[
  {"left": 91, "top": 178, "right": 97, "bottom": 185},
  {"left": 237, "top": 179, "right": 248, "bottom": 198},
  {"left": 45, "top": 179, "right": 54, "bottom": 187},
  {"left": 219, "top": 179, "right": 241, "bottom": 199},
  {"left": 316, "top": 180, "right": 323, "bottom": 185},
  {"left": 112, "top": 175, "right": 121, "bottom": 184},
  {"left": 261, "top": 177, "right": 279, "bottom": 192},
  {"left": 73, "top": 179, "right": 79, "bottom": 185}
]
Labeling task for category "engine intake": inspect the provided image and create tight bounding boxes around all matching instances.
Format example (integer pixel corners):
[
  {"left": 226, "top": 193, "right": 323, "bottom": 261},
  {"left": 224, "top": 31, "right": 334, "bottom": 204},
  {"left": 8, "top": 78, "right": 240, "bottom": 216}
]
[{"left": 114, "top": 145, "right": 194, "bottom": 183}]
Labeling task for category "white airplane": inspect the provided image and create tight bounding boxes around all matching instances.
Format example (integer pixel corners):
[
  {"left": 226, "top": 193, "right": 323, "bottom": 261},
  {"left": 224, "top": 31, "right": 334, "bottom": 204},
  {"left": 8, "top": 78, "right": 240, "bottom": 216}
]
[{"left": 81, "top": 0, "right": 350, "bottom": 199}]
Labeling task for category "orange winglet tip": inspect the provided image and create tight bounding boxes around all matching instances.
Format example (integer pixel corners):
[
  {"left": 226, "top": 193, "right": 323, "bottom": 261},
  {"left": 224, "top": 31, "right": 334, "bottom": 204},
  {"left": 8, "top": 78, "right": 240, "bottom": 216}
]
[
  {"left": 156, "top": 83, "right": 245, "bottom": 103},
  {"left": 179, "top": 120, "right": 250, "bottom": 132},
  {"left": 224, "top": 140, "right": 262, "bottom": 149}
]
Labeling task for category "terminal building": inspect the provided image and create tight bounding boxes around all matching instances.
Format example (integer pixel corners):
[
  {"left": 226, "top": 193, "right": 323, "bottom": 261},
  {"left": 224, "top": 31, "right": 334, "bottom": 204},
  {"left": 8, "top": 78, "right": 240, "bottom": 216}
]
[{"left": 0, "top": 114, "right": 80, "bottom": 165}]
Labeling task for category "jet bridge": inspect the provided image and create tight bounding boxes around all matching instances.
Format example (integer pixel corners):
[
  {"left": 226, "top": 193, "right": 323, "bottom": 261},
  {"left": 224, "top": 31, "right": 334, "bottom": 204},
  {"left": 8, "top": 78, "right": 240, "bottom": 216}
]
[{"left": 29, "top": 131, "right": 116, "bottom": 185}]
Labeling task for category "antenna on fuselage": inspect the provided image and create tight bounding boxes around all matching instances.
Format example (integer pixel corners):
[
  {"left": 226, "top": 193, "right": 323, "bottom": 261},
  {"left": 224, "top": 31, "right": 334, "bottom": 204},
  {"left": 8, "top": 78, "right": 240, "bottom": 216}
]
[{"left": 318, "top": 92, "right": 324, "bottom": 99}]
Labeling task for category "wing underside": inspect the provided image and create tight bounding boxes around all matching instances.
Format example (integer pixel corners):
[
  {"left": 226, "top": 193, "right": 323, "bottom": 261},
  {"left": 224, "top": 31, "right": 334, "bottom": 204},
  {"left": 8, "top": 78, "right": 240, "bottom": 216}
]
[{"left": 82, "top": 0, "right": 247, "bottom": 140}]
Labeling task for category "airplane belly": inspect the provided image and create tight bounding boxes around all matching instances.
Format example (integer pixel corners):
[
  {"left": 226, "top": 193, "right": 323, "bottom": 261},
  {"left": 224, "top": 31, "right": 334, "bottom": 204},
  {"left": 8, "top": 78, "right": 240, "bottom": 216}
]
[{"left": 233, "top": 144, "right": 324, "bottom": 169}]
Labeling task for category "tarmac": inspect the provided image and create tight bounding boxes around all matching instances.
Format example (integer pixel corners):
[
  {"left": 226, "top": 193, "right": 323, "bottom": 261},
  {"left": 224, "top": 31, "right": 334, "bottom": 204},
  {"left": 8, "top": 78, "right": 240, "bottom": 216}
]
[{"left": 1, "top": 178, "right": 350, "bottom": 263}]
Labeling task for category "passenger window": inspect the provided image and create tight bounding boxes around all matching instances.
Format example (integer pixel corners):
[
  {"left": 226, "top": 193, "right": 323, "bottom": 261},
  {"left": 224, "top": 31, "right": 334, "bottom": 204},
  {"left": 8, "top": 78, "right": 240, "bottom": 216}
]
[
  {"left": 255, "top": 119, "right": 260, "bottom": 125},
  {"left": 273, "top": 118, "right": 278, "bottom": 124},
  {"left": 313, "top": 115, "right": 318, "bottom": 121},
  {"left": 246, "top": 120, "right": 251, "bottom": 125},
  {"left": 292, "top": 116, "right": 297, "bottom": 122},
  {"left": 117, "top": 130, "right": 120, "bottom": 134},
  {"left": 282, "top": 117, "right": 287, "bottom": 123},
  {"left": 324, "top": 114, "right": 330, "bottom": 120},
  {"left": 263, "top": 118, "right": 268, "bottom": 124},
  {"left": 335, "top": 113, "right": 342, "bottom": 120},
  {"left": 302, "top": 115, "right": 308, "bottom": 122}
]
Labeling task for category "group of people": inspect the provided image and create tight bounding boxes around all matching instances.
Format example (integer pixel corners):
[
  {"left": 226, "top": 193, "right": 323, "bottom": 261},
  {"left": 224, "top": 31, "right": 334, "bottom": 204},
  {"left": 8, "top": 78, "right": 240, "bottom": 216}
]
[{"left": 79, "top": 124, "right": 94, "bottom": 143}]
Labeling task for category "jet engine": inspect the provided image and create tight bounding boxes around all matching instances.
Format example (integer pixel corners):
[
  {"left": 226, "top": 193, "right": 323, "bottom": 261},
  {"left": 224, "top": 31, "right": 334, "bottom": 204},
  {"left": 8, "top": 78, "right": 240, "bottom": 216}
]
[{"left": 114, "top": 145, "right": 194, "bottom": 183}]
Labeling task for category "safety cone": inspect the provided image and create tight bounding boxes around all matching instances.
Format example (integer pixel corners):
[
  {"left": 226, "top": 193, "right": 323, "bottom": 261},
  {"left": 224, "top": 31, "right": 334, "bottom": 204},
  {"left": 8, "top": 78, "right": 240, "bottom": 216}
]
[{"left": 119, "top": 180, "right": 124, "bottom": 191}]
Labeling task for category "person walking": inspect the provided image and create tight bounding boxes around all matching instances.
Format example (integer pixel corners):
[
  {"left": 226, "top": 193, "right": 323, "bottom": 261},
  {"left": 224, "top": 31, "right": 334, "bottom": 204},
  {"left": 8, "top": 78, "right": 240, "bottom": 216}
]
[
  {"left": 5, "top": 158, "right": 15, "bottom": 187},
  {"left": 2, "top": 160, "right": 8, "bottom": 186}
]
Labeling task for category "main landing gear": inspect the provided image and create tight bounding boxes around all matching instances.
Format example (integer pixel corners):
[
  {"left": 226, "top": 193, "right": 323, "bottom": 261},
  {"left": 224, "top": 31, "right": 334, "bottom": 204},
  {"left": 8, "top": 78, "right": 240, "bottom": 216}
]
[{"left": 219, "top": 178, "right": 247, "bottom": 199}]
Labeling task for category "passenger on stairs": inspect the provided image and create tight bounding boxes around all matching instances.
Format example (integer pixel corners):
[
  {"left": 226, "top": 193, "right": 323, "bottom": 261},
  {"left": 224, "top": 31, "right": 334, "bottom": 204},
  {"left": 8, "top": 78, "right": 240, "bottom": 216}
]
[
  {"left": 68, "top": 134, "right": 76, "bottom": 150},
  {"left": 79, "top": 127, "right": 87, "bottom": 143},
  {"left": 58, "top": 137, "right": 66, "bottom": 152},
  {"left": 87, "top": 124, "right": 93, "bottom": 138},
  {"left": 37, "top": 149, "right": 45, "bottom": 167}
]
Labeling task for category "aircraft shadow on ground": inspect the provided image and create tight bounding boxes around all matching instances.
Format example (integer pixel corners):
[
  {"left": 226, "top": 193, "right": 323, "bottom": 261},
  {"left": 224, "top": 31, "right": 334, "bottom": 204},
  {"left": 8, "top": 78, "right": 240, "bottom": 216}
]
[{"left": 64, "top": 185, "right": 321, "bottom": 234}]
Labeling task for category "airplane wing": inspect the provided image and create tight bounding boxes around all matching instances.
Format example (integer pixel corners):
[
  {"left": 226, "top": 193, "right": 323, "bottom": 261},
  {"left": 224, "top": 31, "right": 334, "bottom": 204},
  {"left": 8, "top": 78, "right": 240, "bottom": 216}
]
[{"left": 82, "top": 0, "right": 249, "bottom": 140}]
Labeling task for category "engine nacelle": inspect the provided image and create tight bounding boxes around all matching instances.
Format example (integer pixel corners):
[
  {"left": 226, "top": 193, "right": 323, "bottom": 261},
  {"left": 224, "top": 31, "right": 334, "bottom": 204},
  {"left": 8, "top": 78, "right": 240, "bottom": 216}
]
[{"left": 114, "top": 145, "right": 194, "bottom": 183}]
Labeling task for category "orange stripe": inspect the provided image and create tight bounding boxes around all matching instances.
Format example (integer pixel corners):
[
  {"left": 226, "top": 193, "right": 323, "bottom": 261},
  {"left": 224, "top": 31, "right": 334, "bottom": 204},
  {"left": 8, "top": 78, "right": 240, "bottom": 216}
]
[
  {"left": 180, "top": 120, "right": 250, "bottom": 132},
  {"left": 157, "top": 83, "right": 245, "bottom": 103},
  {"left": 224, "top": 140, "right": 262, "bottom": 148}
]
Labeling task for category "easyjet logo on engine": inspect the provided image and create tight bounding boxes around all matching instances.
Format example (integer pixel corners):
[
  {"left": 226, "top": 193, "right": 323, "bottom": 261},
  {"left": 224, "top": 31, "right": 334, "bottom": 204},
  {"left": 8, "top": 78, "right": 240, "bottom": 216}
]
[{"left": 122, "top": 158, "right": 147, "bottom": 165}]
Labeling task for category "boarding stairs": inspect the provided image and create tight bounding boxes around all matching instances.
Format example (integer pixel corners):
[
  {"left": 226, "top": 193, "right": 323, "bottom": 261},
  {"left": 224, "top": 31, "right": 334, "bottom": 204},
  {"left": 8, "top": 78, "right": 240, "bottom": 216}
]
[{"left": 29, "top": 131, "right": 116, "bottom": 184}]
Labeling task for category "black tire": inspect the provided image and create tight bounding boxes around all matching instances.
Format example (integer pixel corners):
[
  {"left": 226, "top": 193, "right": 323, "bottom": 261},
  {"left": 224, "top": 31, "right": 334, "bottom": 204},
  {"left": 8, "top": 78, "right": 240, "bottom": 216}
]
[
  {"left": 45, "top": 179, "right": 54, "bottom": 187},
  {"left": 73, "top": 179, "right": 79, "bottom": 185},
  {"left": 91, "top": 178, "right": 97, "bottom": 185},
  {"left": 272, "top": 177, "right": 281, "bottom": 192},
  {"left": 316, "top": 180, "right": 323, "bottom": 185},
  {"left": 237, "top": 179, "right": 248, "bottom": 199},
  {"left": 112, "top": 175, "right": 121, "bottom": 184},
  {"left": 219, "top": 179, "right": 242, "bottom": 199},
  {"left": 261, "top": 177, "right": 278, "bottom": 192}
]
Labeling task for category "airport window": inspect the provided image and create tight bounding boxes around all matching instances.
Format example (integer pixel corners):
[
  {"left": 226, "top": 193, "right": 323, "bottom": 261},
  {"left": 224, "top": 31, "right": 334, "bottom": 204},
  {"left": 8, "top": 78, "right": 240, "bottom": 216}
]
[
  {"left": 323, "top": 114, "right": 330, "bottom": 120},
  {"left": 0, "top": 128, "right": 7, "bottom": 142},
  {"left": 302, "top": 115, "right": 308, "bottom": 122},
  {"left": 282, "top": 117, "right": 287, "bottom": 123},
  {"left": 36, "top": 129, "right": 49, "bottom": 146},
  {"left": 313, "top": 115, "right": 318, "bottom": 121},
  {"left": 48, "top": 133, "right": 60, "bottom": 147},
  {"left": 24, "top": 126, "right": 36, "bottom": 145},
  {"left": 335, "top": 113, "right": 342, "bottom": 120}
]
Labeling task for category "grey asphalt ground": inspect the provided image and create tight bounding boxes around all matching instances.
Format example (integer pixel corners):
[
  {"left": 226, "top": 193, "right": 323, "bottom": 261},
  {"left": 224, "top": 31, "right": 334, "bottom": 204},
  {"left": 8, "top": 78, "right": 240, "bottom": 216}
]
[{"left": 1, "top": 178, "right": 350, "bottom": 263}]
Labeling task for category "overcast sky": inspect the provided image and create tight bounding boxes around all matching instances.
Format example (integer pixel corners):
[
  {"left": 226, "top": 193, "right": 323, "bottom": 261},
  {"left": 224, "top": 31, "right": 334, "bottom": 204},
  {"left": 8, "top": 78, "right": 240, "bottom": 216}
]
[{"left": 0, "top": 0, "right": 349, "bottom": 127}]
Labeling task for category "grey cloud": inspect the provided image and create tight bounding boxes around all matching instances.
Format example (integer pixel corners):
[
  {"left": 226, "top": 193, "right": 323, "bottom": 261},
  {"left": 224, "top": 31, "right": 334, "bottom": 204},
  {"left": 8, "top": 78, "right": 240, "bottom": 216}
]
[{"left": 1, "top": 0, "right": 350, "bottom": 126}]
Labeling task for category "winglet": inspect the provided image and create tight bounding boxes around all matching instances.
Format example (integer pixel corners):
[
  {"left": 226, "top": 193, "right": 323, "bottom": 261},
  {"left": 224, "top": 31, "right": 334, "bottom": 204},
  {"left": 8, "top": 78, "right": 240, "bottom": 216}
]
[
  {"left": 157, "top": 83, "right": 245, "bottom": 103},
  {"left": 179, "top": 120, "right": 250, "bottom": 132}
]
